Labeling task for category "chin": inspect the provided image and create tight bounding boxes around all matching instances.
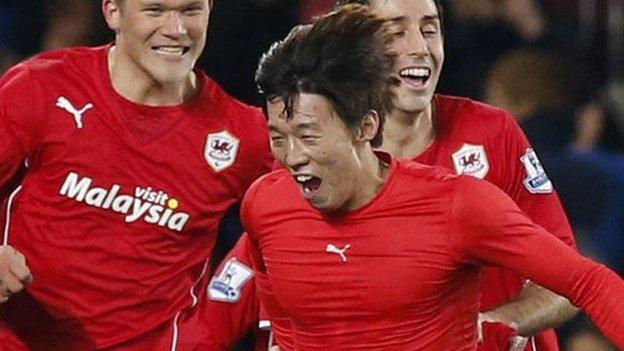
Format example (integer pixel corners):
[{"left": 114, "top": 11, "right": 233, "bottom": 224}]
[{"left": 153, "top": 69, "right": 192, "bottom": 84}]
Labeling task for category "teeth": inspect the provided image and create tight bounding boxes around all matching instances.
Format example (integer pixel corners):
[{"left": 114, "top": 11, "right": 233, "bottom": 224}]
[
  {"left": 154, "top": 47, "right": 185, "bottom": 55},
  {"left": 399, "top": 68, "right": 430, "bottom": 78},
  {"left": 296, "top": 175, "right": 313, "bottom": 183}
]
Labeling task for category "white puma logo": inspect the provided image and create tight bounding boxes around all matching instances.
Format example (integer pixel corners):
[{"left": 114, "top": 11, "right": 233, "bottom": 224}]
[
  {"left": 326, "top": 243, "right": 351, "bottom": 262},
  {"left": 56, "top": 96, "right": 93, "bottom": 130}
]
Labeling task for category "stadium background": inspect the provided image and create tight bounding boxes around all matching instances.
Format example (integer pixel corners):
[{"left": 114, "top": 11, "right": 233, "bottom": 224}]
[{"left": 1, "top": 0, "right": 622, "bottom": 350}]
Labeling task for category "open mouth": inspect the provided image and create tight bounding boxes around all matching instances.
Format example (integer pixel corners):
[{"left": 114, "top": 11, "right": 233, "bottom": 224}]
[
  {"left": 294, "top": 174, "right": 322, "bottom": 199},
  {"left": 398, "top": 67, "right": 431, "bottom": 89},
  {"left": 151, "top": 46, "right": 191, "bottom": 57}
]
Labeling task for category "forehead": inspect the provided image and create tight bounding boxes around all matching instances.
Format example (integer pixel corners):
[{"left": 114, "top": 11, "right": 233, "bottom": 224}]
[
  {"left": 370, "top": 0, "right": 439, "bottom": 21},
  {"left": 124, "top": 0, "right": 211, "bottom": 7},
  {"left": 267, "top": 93, "right": 338, "bottom": 129}
]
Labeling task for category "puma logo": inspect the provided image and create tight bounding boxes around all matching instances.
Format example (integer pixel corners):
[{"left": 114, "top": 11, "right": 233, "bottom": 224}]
[
  {"left": 56, "top": 96, "right": 93, "bottom": 130},
  {"left": 325, "top": 243, "right": 351, "bottom": 262}
]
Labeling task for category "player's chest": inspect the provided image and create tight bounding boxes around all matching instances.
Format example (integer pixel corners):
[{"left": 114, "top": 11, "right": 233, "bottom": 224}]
[
  {"left": 29, "top": 98, "right": 249, "bottom": 225},
  {"left": 261, "top": 216, "right": 458, "bottom": 317}
]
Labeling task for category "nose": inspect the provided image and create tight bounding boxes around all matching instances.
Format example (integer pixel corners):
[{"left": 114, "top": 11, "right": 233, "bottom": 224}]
[
  {"left": 283, "top": 139, "right": 309, "bottom": 170},
  {"left": 403, "top": 27, "right": 429, "bottom": 58},
  {"left": 162, "top": 11, "right": 188, "bottom": 37}
]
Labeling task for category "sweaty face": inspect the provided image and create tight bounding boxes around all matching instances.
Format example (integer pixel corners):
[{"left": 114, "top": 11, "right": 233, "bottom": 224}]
[
  {"left": 267, "top": 93, "right": 366, "bottom": 213},
  {"left": 113, "top": 0, "right": 210, "bottom": 84},
  {"left": 371, "top": 0, "right": 444, "bottom": 115}
]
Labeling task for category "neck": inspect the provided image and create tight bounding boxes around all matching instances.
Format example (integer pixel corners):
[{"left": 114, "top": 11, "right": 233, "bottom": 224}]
[
  {"left": 108, "top": 46, "right": 197, "bottom": 106},
  {"left": 382, "top": 103, "right": 435, "bottom": 160},
  {"left": 346, "top": 147, "right": 389, "bottom": 213}
]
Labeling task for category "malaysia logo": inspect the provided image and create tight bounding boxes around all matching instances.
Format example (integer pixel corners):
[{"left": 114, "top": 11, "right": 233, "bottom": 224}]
[
  {"left": 520, "top": 148, "right": 553, "bottom": 194},
  {"left": 451, "top": 143, "right": 490, "bottom": 179},
  {"left": 205, "top": 131, "right": 239, "bottom": 172},
  {"left": 208, "top": 258, "right": 253, "bottom": 303},
  {"left": 59, "top": 172, "right": 190, "bottom": 232}
]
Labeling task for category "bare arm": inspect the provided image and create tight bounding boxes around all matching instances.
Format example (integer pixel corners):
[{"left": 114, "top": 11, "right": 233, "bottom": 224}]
[{"left": 480, "top": 281, "right": 578, "bottom": 336}]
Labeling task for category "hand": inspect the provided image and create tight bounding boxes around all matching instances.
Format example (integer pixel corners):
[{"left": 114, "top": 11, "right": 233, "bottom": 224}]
[
  {"left": 0, "top": 246, "right": 33, "bottom": 304},
  {"left": 269, "top": 347, "right": 281, "bottom": 351}
]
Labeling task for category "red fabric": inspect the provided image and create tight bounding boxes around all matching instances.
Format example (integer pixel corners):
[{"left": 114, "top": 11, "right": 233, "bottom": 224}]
[
  {"left": 478, "top": 321, "right": 518, "bottom": 351},
  {"left": 254, "top": 95, "right": 575, "bottom": 350},
  {"left": 416, "top": 95, "right": 577, "bottom": 350},
  {"left": 242, "top": 157, "right": 624, "bottom": 350},
  {"left": 0, "top": 45, "right": 272, "bottom": 349}
]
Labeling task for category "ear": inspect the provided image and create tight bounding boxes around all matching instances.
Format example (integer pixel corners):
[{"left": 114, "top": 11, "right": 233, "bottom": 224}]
[
  {"left": 102, "top": 0, "right": 122, "bottom": 32},
  {"left": 356, "top": 110, "right": 380, "bottom": 144}
]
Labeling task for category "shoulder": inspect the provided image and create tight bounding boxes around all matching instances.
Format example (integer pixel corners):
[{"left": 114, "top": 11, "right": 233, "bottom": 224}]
[
  {"left": 201, "top": 75, "right": 266, "bottom": 124},
  {"left": 10, "top": 46, "right": 105, "bottom": 81},
  {"left": 243, "top": 169, "right": 290, "bottom": 204},
  {"left": 435, "top": 94, "right": 519, "bottom": 135},
  {"left": 397, "top": 158, "right": 459, "bottom": 184},
  {"left": 241, "top": 169, "right": 291, "bottom": 220},
  {"left": 197, "top": 75, "right": 269, "bottom": 148}
]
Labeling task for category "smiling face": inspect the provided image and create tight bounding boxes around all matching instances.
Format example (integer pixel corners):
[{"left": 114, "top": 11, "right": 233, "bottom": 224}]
[
  {"left": 268, "top": 93, "right": 376, "bottom": 213},
  {"left": 103, "top": 0, "right": 210, "bottom": 85},
  {"left": 371, "top": 0, "right": 444, "bottom": 115}
]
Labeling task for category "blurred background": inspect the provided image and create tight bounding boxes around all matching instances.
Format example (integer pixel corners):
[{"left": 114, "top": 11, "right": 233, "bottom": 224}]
[{"left": 0, "top": 0, "right": 622, "bottom": 350}]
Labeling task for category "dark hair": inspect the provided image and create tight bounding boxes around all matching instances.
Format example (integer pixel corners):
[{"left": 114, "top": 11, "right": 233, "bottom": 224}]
[
  {"left": 255, "top": 4, "right": 399, "bottom": 147},
  {"left": 336, "top": 0, "right": 444, "bottom": 33}
]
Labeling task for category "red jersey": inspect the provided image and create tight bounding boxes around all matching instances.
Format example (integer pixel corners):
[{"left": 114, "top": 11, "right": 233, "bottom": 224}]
[
  {"left": 242, "top": 155, "right": 624, "bottom": 351},
  {"left": 0, "top": 45, "right": 272, "bottom": 350},
  {"left": 219, "top": 95, "right": 575, "bottom": 350},
  {"left": 415, "top": 95, "right": 577, "bottom": 350}
]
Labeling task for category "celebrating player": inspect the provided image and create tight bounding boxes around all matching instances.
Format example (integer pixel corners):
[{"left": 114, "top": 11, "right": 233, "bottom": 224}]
[
  {"left": 244, "top": 4, "right": 624, "bottom": 350},
  {"left": 0, "top": 0, "right": 272, "bottom": 349},
  {"left": 218, "top": 0, "right": 581, "bottom": 349}
]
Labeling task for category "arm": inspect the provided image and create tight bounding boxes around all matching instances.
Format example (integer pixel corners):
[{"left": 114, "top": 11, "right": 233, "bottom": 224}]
[
  {"left": 205, "top": 233, "right": 261, "bottom": 349},
  {"left": 480, "top": 115, "right": 580, "bottom": 340},
  {"left": 451, "top": 178, "right": 624, "bottom": 348},
  {"left": 480, "top": 280, "right": 578, "bottom": 336},
  {"left": 0, "top": 64, "right": 40, "bottom": 304}
]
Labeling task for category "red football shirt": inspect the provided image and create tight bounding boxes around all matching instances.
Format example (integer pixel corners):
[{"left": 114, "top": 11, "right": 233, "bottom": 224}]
[
  {"left": 0, "top": 45, "right": 272, "bottom": 350},
  {"left": 242, "top": 155, "right": 624, "bottom": 351},
  {"left": 219, "top": 95, "right": 576, "bottom": 350},
  {"left": 415, "top": 95, "right": 577, "bottom": 350}
]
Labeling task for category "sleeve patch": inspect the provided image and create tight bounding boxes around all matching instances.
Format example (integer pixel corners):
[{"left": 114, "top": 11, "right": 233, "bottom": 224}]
[
  {"left": 208, "top": 258, "right": 253, "bottom": 303},
  {"left": 520, "top": 148, "right": 553, "bottom": 194}
]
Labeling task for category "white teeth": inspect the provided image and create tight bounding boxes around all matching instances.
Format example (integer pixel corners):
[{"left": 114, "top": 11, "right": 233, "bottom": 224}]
[
  {"left": 154, "top": 47, "right": 185, "bottom": 55},
  {"left": 296, "top": 175, "right": 313, "bottom": 183},
  {"left": 399, "top": 68, "right": 430, "bottom": 78}
]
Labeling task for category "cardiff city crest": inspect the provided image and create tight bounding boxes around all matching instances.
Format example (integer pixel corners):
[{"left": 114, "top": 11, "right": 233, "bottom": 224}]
[
  {"left": 205, "top": 130, "right": 239, "bottom": 172},
  {"left": 451, "top": 143, "right": 490, "bottom": 179}
]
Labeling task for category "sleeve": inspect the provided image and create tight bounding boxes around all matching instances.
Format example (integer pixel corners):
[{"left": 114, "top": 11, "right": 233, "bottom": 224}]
[
  {"left": 497, "top": 115, "right": 576, "bottom": 249},
  {"left": 449, "top": 178, "right": 624, "bottom": 347},
  {"left": 204, "top": 233, "right": 261, "bottom": 348},
  {"left": 0, "top": 64, "right": 42, "bottom": 190}
]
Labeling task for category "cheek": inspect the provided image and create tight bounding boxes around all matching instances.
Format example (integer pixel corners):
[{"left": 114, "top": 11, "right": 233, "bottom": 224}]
[{"left": 270, "top": 145, "right": 286, "bottom": 164}]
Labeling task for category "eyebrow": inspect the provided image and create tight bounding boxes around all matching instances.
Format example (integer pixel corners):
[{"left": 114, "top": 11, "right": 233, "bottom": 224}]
[
  {"left": 268, "top": 122, "right": 319, "bottom": 132},
  {"left": 422, "top": 15, "right": 441, "bottom": 22}
]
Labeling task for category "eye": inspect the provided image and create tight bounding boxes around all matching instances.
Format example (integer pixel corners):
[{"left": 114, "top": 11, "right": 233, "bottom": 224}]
[
  {"left": 183, "top": 6, "right": 204, "bottom": 16},
  {"left": 143, "top": 7, "right": 163, "bottom": 16},
  {"left": 421, "top": 24, "right": 439, "bottom": 37},
  {"left": 301, "top": 135, "right": 321, "bottom": 145},
  {"left": 270, "top": 135, "right": 284, "bottom": 145}
]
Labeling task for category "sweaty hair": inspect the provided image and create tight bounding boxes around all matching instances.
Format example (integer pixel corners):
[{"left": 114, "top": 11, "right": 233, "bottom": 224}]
[
  {"left": 336, "top": 0, "right": 444, "bottom": 33},
  {"left": 255, "top": 4, "right": 399, "bottom": 147}
]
